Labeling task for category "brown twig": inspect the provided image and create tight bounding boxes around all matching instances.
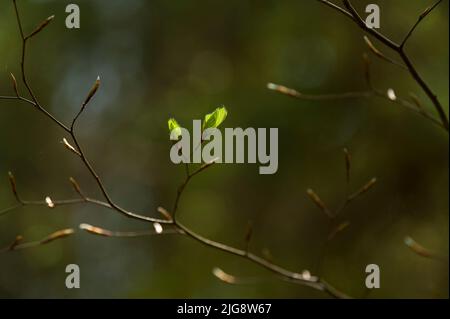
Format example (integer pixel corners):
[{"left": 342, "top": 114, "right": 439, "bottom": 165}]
[
  {"left": 314, "top": 0, "right": 448, "bottom": 131},
  {"left": 0, "top": 0, "right": 351, "bottom": 299},
  {"left": 267, "top": 47, "right": 446, "bottom": 132}
]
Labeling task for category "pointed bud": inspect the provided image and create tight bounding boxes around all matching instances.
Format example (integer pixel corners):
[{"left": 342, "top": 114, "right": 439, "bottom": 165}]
[
  {"left": 409, "top": 93, "right": 424, "bottom": 111},
  {"left": 153, "top": 222, "right": 163, "bottom": 234},
  {"left": 8, "top": 235, "right": 24, "bottom": 251},
  {"left": 69, "top": 177, "right": 83, "bottom": 197},
  {"left": 404, "top": 236, "right": 434, "bottom": 258},
  {"left": 363, "top": 36, "right": 383, "bottom": 58},
  {"left": 306, "top": 188, "right": 332, "bottom": 218},
  {"left": 212, "top": 267, "right": 237, "bottom": 284},
  {"left": 348, "top": 177, "right": 377, "bottom": 201},
  {"left": 62, "top": 138, "right": 81, "bottom": 156},
  {"left": 267, "top": 83, "right": 301, "bottom": 98},
  {"left": 157, "top": 207, "right": 173, "bottom": 221},
  {"left": 40, "top": 228, "right": 74, "bottom": 244},
  {"left": 7, "top": 171, "right": 20, "bottom": 202},
  {"left": 79, "top": 223, "right": 112, "bottom": 237},
  {"left": 82, "top": 76, "right": 100, "bottom": 107},
  {"left": 387, "top": 88, "right": 397, "bottom": 101},
  {"left": 27, "top": 15, "right": 55, "bottom": 39}
]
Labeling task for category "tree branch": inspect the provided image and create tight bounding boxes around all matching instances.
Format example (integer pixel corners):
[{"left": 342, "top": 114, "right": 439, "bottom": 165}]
[
  {"left": 1, "top": 0, "right": 354, "bottom": 299},
  {"left": 315, "top": 0, "right": 448, "bottom": 131}
]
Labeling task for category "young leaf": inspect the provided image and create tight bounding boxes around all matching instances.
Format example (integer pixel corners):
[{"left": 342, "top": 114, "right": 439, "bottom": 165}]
[
  {"left": 202, "top": 106, "right": 228, "bottom": 131},
  {"left": 168, "top": 118, "right": 182, "bottom": 140}
]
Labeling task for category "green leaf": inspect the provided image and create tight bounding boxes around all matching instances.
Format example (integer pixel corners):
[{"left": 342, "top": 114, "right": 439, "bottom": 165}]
[
  {"left": 202, "top": 106, "right": 228, "bottom": 131},
  {"left": 168, "top": 118, "right": 182, "bottom": 139}
]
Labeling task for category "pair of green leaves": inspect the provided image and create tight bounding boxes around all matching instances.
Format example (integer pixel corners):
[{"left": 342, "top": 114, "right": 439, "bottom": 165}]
[{"left": 168, "top": 106, "right": 228, "bottom": 139}]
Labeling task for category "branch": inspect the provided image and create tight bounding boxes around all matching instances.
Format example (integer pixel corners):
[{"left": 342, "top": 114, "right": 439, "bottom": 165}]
[
  {"left": 267, "top": 50, "right": 447, "bottom": 132},
  {"left": 1, "top": 228, "right": 74, "bottom": 253},
  {"left": 363, "top": 36, "right": 407, "bottom": 70},
  {"left": 12, "top": 0, "right": 70, "bottom": 133},
  {"left": 79, "top": 223, "right": 181, "bottom": 238},
  {"left": 165, "top": 161, "right": 349, "bottom": 298},
  {"left": 1, "top": 173, "right": 171, "bottom": 224},
  {"left": 305, "top": 148, "right": 376, "bottom": 274},
  {"left": 2, "top": 0, "right": 352, "bottom": 299},
  {"left": 315, "top": 0, "right": 448, "bottom": 131}
]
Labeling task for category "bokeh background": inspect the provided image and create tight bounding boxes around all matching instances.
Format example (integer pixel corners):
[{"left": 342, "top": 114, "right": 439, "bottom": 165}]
[{"left": 0, "top": 0, "right": 448, "bottom": 298}]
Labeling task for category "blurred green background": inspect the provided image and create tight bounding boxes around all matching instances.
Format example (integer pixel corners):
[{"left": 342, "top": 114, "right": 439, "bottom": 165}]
[{"left": 0, "top": 0, "right": 448, "bottom": 298}]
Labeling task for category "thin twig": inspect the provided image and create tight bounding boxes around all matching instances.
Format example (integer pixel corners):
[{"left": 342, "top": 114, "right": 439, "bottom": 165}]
[
  {"left": 1, "top": 228, "right": 74, "bottom": 253},
  {"left": 401, "top": 0, "right": 443, "bottom": 48},
  {"left": 1, "top": 0, "right": 351, "bottom": 299},
  {"left": 79, "top": 223, "right": 181, "bottom": 238},
  {"left": 316, "top": 0, "right": 449, "bottom": 131},
  {"left": 164, "top": 161, "right": 350, "bottom": 298},
  {"left": 12, "top": 0, "right": 71, "bottom": 133}
]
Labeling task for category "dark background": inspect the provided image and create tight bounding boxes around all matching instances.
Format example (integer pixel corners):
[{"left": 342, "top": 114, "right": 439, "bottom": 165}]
[{"left": 0, "top": 0, "right": 448, "bottom": 298}]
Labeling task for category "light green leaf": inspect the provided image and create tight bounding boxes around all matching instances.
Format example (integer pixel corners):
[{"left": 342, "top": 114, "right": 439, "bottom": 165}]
[
  {"left": 168, "top": 118, "right": 182, "bottom": 139},
  {"left": 202, "top": 106, "right": 228, "bottom": 131}
]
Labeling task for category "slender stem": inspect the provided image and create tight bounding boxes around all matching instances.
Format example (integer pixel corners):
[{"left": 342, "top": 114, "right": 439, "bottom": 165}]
[
  {"left": 400, "top": 0, "right": 443, "bottom": 48},
  {"left": 13, "top": 0, "right": 71, "bottom": 133},
  {"left": 173, "top": 221, "right": 348, "bottom": 298},
  {"left": 167, "top": 162, "right": 349, "bottom": 298},
  {"left": 398, "top": 50, "right": 448, "bottom": 130},
  {"left": 317, "top": 0, "right": 448, "bottom": 132}
]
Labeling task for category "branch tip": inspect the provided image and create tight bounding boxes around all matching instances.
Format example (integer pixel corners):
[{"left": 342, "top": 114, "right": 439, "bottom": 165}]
[
  {"left": 62, "top": 138, "right": 81, "bottom": 156},
  {"left": 26, "top": 14, "right": 55, "bottom": 39},
  {"left": 306, "top": 188, "right": 332, "bottom": 218},
  {"left": 82, "top": 76, "right": 101, "bottom": 107},
  {"left": 79, "top": 223, "right": 112, "bottom": 237},
  {"left": 7, "top": 171, "right": 20, "bottom": 202},
  {"left": 69, "top": 177, "right": 83, "bottom": 197},
  {"left": 157, "top": 206, "right": 173, "bottom": 221},
  {"left": 153, "top": 222, "right": 163, "bottom": 234},
  {"left": 40, "top": 228, "right": 74, "bottom": 244}
]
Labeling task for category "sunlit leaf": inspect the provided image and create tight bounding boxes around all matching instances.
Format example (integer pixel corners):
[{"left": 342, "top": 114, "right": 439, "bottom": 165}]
[
  {"left": 202, "top": 106, "right": 228, "bottom": 131},
  {"left": 168, "top": 118, "right": 182, "bottom": 139}
]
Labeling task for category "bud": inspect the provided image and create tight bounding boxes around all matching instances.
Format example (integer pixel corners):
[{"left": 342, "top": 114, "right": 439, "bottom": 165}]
[
  {"left": 267, "top": 83, "right": 301, "bottom": 98},
  {"left": 79, "top": 223, "right": 112, "bottom": 237},
  {"left": 7, "top": 171, "right": 19, "bottom": 201},
  {"left": 40, "top": 228, "right": 74, "bottom": 244},
  {"left": 82, "top": 76, "right": 100, "bottom": 107},
  {"left": 10, "top": 73, "right": 19, "bottom": 96},
  {"left": 8, "top": 235, "right": 24, "bottom": 251},
  {"left": 212, "top": 267, "right": 237, "bottom": 284},
  {"left": 69, "top": 177, "right": 83, "bottom": 197},
  {"left": 306, "top": 188, "right": 332, "bottom": 218},
  {"left": 348, "top": 177, "right": 377, "bottom": 201},
  {"left": 157, "top": 206, "right": 173, "bottom": 221},
  {"left": 45, "top": 196, "right": 55, "bottom": 208},
  {"left": 62, "top": 138, "right": 81, "bottom": 156},
  {"left": 27, "top": 15, "right": 55, "bottom": 39}
]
